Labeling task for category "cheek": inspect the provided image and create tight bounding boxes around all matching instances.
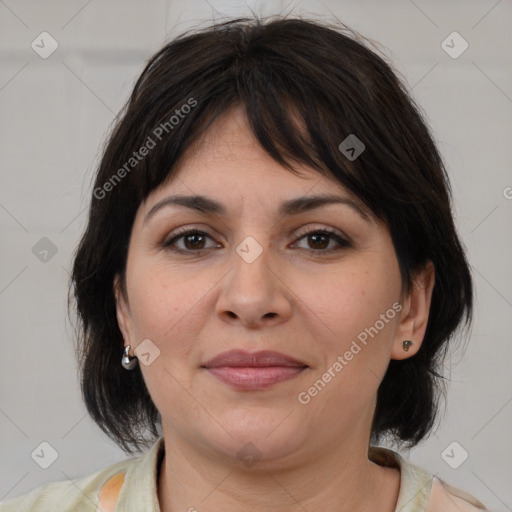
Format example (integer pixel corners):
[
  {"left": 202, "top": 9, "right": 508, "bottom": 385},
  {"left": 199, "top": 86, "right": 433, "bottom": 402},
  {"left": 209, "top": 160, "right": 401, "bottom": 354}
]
[
  {"left": 307, "top": 261, "right": 400, "bottom": 375},
  {"left": 126, "top": 258, "right": 211, "bottom": 355},
  {"left": 299, "top": 274, "right": 399, "bottom": 419},
  {"left": 125, "top": 259, "right": 180, "bottom": 339},
  {"left": 312, "top": 267, "right": 391, "bottom": 335}
]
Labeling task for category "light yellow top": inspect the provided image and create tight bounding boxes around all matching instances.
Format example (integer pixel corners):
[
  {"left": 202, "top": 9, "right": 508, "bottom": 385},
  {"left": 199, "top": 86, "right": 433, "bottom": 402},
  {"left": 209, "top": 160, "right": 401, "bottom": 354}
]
[{"left": 0, "top": 437, "right": 488, "bottom": 511}]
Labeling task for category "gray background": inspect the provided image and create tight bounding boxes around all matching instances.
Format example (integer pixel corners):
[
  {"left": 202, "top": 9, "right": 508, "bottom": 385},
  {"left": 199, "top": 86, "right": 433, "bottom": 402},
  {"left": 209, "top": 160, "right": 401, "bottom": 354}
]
[{"left": 0, "top": 0, "right": 511, "bottom": 510}]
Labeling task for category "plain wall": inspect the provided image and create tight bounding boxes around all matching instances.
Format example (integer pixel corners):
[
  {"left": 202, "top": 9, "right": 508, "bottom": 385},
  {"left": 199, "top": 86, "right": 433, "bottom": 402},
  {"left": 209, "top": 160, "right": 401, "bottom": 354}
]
[{"left": 0, "top": 0, "right": 511, "bottom": 510}]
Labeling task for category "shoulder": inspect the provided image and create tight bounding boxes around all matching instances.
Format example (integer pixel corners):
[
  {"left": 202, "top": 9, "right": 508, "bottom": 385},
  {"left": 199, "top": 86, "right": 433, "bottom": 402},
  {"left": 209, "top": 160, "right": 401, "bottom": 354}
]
[
  {"left": 0, "top": 436, "right": 165, "bottom": 512},
  {"left": 0, "top": 457, "right": 134, "bottom": 512},
  {"left": 426, "top": 477, "right": 488, "bottom": 512},
  {"left": 369, "top": 446, "right": 488, "bottom": 512}
]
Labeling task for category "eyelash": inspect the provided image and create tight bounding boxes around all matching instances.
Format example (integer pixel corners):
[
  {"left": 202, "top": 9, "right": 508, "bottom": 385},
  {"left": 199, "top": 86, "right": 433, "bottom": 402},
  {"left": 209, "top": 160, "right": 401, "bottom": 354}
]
[{"left": 161, "top": 226, "right": 351, "bottom": 255}]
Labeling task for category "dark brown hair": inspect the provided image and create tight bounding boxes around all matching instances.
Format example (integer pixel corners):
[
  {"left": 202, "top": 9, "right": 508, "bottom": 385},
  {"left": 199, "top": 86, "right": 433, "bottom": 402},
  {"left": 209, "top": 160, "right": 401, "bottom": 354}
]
[{"left": 69, "top": 15, "right": 473, "bottom": 454}]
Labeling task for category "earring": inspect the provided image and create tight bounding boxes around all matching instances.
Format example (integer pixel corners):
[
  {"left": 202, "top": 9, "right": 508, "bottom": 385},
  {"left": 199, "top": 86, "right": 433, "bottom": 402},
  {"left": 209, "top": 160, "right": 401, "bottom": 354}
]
[
  {"left": 122, "top": 345, "right": 138, "bottom": 370},
  {"left": 402, "top": 340, "right": 413, "bottom": 352}
]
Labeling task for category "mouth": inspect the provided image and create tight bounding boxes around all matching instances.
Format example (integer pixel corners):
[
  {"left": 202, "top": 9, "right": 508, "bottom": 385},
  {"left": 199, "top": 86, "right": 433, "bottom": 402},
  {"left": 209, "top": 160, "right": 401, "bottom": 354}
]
[{"left": 202, "top": 349, "right": 309, "bottom": 390}]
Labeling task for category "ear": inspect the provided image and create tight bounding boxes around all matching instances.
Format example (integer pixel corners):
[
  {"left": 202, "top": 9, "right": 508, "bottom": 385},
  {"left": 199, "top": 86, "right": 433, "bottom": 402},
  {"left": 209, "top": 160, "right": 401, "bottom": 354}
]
[
  {"left": 113, "top": 273, "right": 134, "bottom": 347},
  {"left": 391, "top": 260, "right": 435, "bottom": 360}
]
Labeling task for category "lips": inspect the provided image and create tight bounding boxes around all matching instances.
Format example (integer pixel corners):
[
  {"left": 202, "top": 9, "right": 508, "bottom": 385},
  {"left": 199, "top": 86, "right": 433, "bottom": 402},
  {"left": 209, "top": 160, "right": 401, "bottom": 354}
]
[
  {"left": 202, "top": 350, "right": 308, "bottom": 390},
  {"left": 202, "top": 349, "right": 308, "bottom": 369}
]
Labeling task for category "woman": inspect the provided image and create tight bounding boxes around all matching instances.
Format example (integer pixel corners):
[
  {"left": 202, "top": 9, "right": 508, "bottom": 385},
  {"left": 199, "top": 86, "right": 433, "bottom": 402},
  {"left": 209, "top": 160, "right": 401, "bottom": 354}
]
[{"left": 1, "top": 15, "right": 488, "bottom": 512}]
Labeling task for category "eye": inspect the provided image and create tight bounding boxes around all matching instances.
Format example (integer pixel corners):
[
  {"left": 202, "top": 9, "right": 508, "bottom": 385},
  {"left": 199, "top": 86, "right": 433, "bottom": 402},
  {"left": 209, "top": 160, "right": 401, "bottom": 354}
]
[
  {"left": 292, "top": 226, "right": 351, "bottom": 252},
  {"left": 162, "top": 228, "right": 219, "bottom": 253},
  {"left": 161, "top": 226, "right": 351, "bottom": 254}
]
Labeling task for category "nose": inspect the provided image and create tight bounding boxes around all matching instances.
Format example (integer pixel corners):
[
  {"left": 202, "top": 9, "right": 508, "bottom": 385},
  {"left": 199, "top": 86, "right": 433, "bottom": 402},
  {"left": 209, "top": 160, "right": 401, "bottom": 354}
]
[{"left": 215, "top": 237, "right": 293, "bottom": 329}]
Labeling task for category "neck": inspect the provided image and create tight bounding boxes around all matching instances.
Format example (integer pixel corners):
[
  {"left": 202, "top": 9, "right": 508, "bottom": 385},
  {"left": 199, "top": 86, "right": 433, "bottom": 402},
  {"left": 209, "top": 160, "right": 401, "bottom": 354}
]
[{"left": 157, "top": 429, "right": 400, "bottom": 512}]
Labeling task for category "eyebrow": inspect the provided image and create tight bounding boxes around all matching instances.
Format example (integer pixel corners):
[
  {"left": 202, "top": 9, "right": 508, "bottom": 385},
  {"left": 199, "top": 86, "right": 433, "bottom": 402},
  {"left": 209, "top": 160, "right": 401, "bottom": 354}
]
[{"left": 144, "top": 193, "right": 372, "bottom": 225}]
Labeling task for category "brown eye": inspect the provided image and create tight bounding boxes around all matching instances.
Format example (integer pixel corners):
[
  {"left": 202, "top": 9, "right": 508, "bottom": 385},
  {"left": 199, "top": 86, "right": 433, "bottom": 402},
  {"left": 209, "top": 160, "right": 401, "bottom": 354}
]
[
  {"left": 161, "top": 226, "right": 350, "bottom": 255},
  {"left": 163, "top": 229, "right": 218, "bottom": 253},
  {"left": 307, "top": 233, "right": 330, "bottom": 250},
  {"left": 293, "top": 228, "right": 351, "bottom": 252},
  {"left": 181, "top": 232, "right": 207, "bottom": 250}
]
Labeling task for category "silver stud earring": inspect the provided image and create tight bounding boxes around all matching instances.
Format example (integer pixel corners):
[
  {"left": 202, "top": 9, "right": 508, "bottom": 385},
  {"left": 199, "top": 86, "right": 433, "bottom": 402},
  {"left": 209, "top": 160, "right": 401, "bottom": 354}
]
[{"left": 122, "top": 345, "right": 138, "bottom": 370}]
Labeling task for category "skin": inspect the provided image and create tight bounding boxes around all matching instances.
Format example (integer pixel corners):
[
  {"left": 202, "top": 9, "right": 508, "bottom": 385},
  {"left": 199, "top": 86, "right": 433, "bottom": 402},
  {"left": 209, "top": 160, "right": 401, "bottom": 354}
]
[{"left": 114, "top": 104, "right": 435, "bottom": 512}]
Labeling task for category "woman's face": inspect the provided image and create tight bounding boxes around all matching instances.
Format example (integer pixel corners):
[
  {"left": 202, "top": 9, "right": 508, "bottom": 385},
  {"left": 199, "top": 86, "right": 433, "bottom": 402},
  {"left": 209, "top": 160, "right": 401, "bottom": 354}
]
[{"left": 115, "top": 105, "right": 433, "bottom": 467}]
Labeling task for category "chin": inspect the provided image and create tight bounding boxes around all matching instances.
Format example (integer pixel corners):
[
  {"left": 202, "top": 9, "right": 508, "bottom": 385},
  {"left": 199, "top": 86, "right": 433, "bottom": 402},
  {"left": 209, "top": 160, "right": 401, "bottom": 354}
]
[{"left": 209, "top": 417, "right": 309, "bottom": 467}]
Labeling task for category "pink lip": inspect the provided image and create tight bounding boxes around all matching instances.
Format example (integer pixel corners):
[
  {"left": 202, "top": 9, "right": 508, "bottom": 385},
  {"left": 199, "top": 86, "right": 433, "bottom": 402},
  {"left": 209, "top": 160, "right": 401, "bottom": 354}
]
[
  {"left": 202, "top": 350, "right": 308, "bottom": 390},
  {"left": 206, "top": 366, "right": 307, "bottom": 390},
  {"left": 202, "top": 349, "right": 307, "bottom": 368}
]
